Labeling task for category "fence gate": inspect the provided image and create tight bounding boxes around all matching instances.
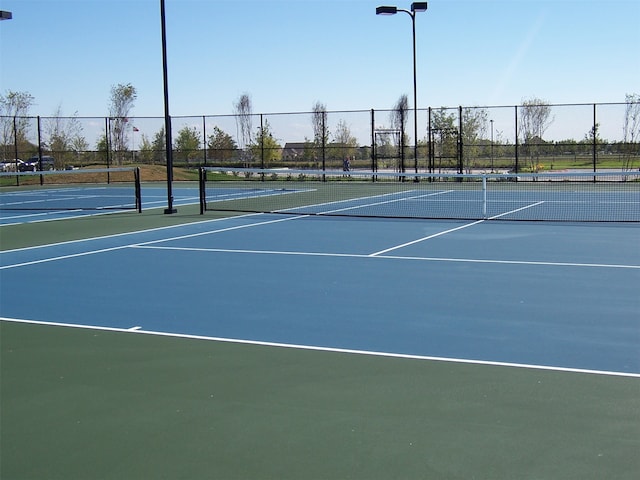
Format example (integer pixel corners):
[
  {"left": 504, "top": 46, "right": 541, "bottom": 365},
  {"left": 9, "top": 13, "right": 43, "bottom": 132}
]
[
  {"left": 429, "top": 127, "right": 461, "bottom": 173},
  {"left": 373, "top": 129, "right": 403, "bottom": 172}
]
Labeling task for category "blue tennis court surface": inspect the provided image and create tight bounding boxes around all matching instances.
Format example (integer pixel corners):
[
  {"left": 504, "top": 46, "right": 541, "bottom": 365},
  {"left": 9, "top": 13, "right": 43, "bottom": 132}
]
[
  {"left": 0, "top": 184, "right": 304, "bottom": 225},
  {"left": 0, "top": 185, "right": 200, "bottom": 225},
  {"left": 2, "top": 213, "right": 638, "bottom": 376}
]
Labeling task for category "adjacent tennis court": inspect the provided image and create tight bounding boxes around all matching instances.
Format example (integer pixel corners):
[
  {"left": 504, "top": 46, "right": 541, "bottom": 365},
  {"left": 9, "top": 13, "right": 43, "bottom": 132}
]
[{"left": 1, "top": 172, "right": 639, "bottom": 479}]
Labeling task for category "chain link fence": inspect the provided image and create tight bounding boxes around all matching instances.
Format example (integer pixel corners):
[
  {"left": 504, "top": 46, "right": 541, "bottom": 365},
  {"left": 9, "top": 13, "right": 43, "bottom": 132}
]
[{"left": 1, "top": 102, "right": 638, "bottom": 175}]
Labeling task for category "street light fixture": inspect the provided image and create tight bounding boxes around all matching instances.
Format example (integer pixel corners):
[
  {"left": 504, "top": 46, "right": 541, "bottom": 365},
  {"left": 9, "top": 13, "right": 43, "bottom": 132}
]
[
  {"left": 377, "top": 2, "right": 427, "bottom": 175},
  {"left": 376, "top": 6, "right": 397, "bottom": 15},
  {"left": 0, "top": 10, "right": 13, "bottom": 20}
]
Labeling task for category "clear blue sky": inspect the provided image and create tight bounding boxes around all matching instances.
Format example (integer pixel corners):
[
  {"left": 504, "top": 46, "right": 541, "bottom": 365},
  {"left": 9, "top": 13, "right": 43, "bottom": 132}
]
[{"left": 1, "top": 0, "right": 638, "bottom": 119}]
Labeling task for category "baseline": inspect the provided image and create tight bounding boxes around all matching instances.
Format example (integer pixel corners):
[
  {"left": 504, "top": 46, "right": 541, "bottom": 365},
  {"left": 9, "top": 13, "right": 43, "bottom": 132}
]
[{"left": 2, "top": 316, "right": 638, "bottom": 379}]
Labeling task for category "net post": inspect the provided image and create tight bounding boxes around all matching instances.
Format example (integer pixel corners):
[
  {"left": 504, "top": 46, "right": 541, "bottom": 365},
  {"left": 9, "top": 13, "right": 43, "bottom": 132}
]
[
  {"left": 198, "top": 167, "right": 205, "bottom": 215},
  {"left": 482, "top": 175, "right": 487, "bottom": 219},
  {"left": 134, "top": 167, "right": 142, "bottom": 213}
]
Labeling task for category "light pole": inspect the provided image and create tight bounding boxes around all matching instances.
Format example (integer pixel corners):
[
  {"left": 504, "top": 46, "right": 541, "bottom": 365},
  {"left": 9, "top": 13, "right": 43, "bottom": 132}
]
[
  {"left": 377, "top": 2, "right": 427, "bottom": 175},
  {"left": 160, "top": 0, "right": 177, "bottom": 214}
]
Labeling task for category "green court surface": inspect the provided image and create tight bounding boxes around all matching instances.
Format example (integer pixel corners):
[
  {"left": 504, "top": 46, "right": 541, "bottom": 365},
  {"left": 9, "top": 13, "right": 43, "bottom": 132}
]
[
  {"left": 2, "top": 320, "right": 639, "bottom": 480},
  {"left": 0, "top": 203, "right": 218, "bottom": 251},
  {"left": 1, "top": 201, "right": 639, "bottom": 479}
]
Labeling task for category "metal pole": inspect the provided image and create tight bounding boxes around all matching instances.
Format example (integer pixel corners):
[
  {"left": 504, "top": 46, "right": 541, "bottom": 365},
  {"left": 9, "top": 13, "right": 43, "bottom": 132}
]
[
  {"left": 458, "top": 106, "right": 463, "bottom": 175},
  {"left": 400, "top": 102, "right": 405, "bottom": 174},
  {"left": 161, "top": 0, "right": 177, "bottom": 214},
  {"left": 202, "top": 115, "right": 207, "bottom": 166},
  {"left": 411, "top": 12, "right": 418, "bottom": 174},
  {"left": 13, "top": 116, "right": 19, "bottom": 186},
  {"left": 321, "top": 113, "right": 326, "bottom": 177},
  {"left": 36, "top": 116, "right": 44, "bottom": 184},
  {"left": 592, "top": 103, "right": 597, "bottom": 173},
  {"left": 490, "top": 119, "right": 494, "bottom": 172},
  {"left": 428, "top": 106, "right": 432, "bottom": 174},
  {"left": 376, "top": 4, "right": 426, "bottom": 174},
  {"left": 260, "top": 114, "right": 264, "bottom": 170},
  {"left": 370, "top": 109, "right": 376, "bottom": 173},
  {"left": 514, "top": 105, "right": 519, "bottom": 174}
]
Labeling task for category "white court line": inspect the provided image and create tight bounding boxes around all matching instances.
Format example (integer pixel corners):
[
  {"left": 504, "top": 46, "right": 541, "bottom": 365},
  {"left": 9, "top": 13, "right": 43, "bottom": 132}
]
[
  {"left": 1, "top": 316, "right": 638, "bottom": 379},
  {"left": 130, "top": 214, "right": 309, "bottom": 249},
  {"left": 490, "top": 201, "right": 546, "bottom": 219},
  {"left": 268, "top": 189, "right": 452, "bottom": 216},
  {"left": 0, "top": 213, "right": 306, "bottom": 270},
  {"left": 370, "top": 220, "right": 485, "bottom": 256},
  {"left": 0, "top": 244, "right": 141, "bottom": 270},
  {"left": 131, "top": 245, "right": 640, "bottom": 269},
  {"left": 0, "top": 207, "right": 140, "bottom": 225},
  {"left": 0, "top": 212, "right": 263, "bottom": 253},
  {"left": 369, "top": 201, "right": 546, "bottom": 256}
]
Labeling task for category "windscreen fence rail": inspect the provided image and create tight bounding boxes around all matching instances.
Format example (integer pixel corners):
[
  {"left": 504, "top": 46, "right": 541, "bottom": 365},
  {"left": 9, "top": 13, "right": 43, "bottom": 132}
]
[
  {"left": 0, "top": 167, "right": 142, "bottom": 213},
  {"left": 199, "top": 167, "right": 640, "bottom": 222}
]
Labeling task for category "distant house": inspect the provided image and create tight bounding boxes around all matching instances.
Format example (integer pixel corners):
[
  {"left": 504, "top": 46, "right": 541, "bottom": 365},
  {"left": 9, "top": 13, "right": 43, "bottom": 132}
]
[
  {"left": 281, "top": 142, "right": 310, "bottom": 161},
  {"left": 524, "top": 135, "right": 547, "bottom": 145}
]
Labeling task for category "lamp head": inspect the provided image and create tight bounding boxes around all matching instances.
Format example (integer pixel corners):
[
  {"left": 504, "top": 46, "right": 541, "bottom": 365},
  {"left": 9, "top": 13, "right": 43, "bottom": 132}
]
[
  {"left": 411, "top": 2, "right": 428, "bottom": 12},
  {"left": 376, "top": 6, "right": 398, "bottom": 15}
]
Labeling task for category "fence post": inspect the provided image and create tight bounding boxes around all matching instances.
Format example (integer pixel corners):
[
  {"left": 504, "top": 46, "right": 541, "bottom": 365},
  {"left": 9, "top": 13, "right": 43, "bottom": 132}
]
[
  {"left": 428, "top": 107, "right": 432, "bottom": 174},
  {"left": 400, "top": 106, "right": 406, "bottom": 175},
  {"left": 592, "top": 103, "right": 597, "bottom": 173},
  {"left": 458, "top": 106, "right": 463, "bottom": 174},
  {"left": 37, "top": 116, "right": 44, "bottom": 185},
  {"left": 514, "top": 105, "right": 519, "bottom": 174},
  {"left": 370, "top": 109, "right": 376, "bottom": 173},
  {"left": 105, "top": 117, "right": 111, "bottom": 170},
  {"left": 11, "top": 116, "right": 18, "bottom": 185},
  {"left": 202, "top": 115, "right": 207, "bottom": 167},
  {"left": 322, "top": 112, "right": 326, "bottom": 179},
  {"left": 260, "top": 114, "right": 264, "bottom": 171}
]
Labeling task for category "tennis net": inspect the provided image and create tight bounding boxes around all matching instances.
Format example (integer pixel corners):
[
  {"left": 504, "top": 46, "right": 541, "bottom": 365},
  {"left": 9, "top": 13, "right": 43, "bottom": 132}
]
[
  {"left": 0, "top": 167, "right": 142, "bottom": 212},
  {"left": 199, "top": 167, "right": 639, "bottom": 222}
]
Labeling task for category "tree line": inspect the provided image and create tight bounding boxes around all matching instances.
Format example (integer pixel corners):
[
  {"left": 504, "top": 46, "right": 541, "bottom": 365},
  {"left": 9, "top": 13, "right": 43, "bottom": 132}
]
[{"left": 1, "top": 87, "right": 638, "bottom": 172}]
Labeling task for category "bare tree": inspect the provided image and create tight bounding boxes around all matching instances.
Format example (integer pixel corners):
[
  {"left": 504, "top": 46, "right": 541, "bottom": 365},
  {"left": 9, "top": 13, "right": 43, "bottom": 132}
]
[
  {"left": 234, "top": 93, "right": 253, "bottom": 167},
  {"left": 0, "top": 90, "right": 35, "bottom": 161},
  {"left": 519, "top": 97, "right": 554, "bottom": 171},
  {"left": 44, "top": 106, "right": 87, "bottom": 167},
  {"left": 390, "top": 94, "right": 409, "bottom": 141},
  {"left": 312, "top": 101, "right": 328, "bottom": 167},
  {"left": 108, "top": 83, "right": 137, "bottom": 164},
  {"left": 622, "top": 93, "right": 640, "bottom": 171},
  {"left": 333, "top": 119, "right": 358, "bottom": 167},
  {"left": 390, "top": 94, "right": 409, "bottom": 172},
  {"left": 312, "top": 101, "right": 328, "bottom": 144}
]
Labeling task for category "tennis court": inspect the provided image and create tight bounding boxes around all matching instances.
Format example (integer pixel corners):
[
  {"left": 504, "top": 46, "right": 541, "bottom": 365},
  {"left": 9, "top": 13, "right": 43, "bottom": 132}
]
[
  {"left": 0, "top": 168, "right": 205, "bottom": 226},
  {"left": 1, "top": 171, "right": 639, "bottom": 479}
]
